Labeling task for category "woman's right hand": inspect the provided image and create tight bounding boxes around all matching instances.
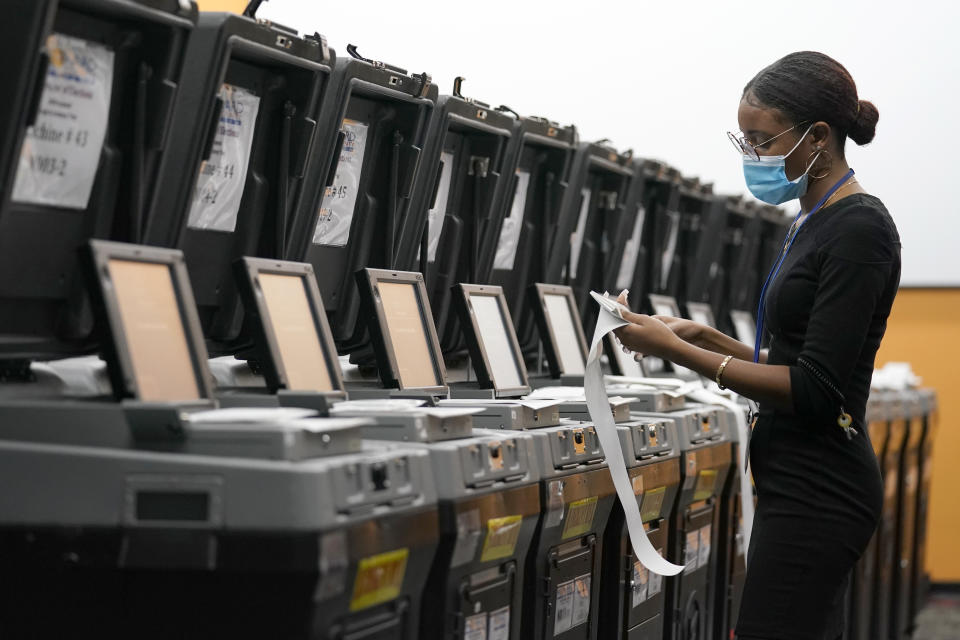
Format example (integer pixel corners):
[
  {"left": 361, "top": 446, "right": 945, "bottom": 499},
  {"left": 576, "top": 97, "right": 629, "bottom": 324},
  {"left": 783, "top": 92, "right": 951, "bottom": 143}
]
[{"left": 653, "top": 315, "right": 707, "bottom": 347}]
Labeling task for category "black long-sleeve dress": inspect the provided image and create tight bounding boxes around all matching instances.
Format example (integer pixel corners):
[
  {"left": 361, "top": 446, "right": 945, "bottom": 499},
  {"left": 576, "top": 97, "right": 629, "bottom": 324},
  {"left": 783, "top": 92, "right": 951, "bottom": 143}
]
[{"left": 734, "top": 194, "right": 901, "bottom": 640}]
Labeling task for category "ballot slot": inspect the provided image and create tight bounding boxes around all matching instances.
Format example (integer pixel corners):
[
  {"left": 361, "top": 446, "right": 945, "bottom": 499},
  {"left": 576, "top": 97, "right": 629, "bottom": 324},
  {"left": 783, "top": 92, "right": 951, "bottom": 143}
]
[
  {"left": 231, "top": 257, "right": 346, "bottom": 405},
  {"left": 290, "top": 47, "right": 437, "bottom": 358},
  {"left": 489, "top": 116, "right": 579, "bottom": 358},
  {"left": 452, "top": 283, "right": 531, "bottom": 398},
  {"left": 527, "top": 283, "right": 589, "bottom": 384},
  {"left": 404, "top": 79, "right": 519, "bottom": 356},
  {"left": 0, "top": 0, "right": 197, "bottom": 361},
  {"left": 143, "top": 14, "right": 333, "bottom": 356}
]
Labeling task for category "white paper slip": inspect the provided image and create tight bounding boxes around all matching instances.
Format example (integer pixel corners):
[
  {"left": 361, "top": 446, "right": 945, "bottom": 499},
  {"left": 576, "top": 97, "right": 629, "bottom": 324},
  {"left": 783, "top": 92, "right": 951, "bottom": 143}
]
[
  {"left": 525, "top": 386, "right": 588, "bottom": 401},
  {"left": 331, "top": 399, "right": 426, "bottom": 412},
  {"left": 589, "top": 290, "right": 630, "bottom": 319},
  {"left": 426, "top": 150, "right": 454, "bottom": 262},
  {"left": 585, "top": 295, "right": 686, "bottom": 576},
  {"left": 487, "top": 606, "right": 510, "bottom": 640},
  {"left": 187, "top": 83, "right": 261, "bottom": 232},
  {"left": 186, "top": 407, "right": 318, "bottom": 423},
  {"left": 314, "top": 119, "right": 369, "bottom": 246},
  {"left": 493, "top": 169, "right": 531, "bottom": 271},
  {"left": 13, "top": 34, "right": 115, "bottom": 209}
]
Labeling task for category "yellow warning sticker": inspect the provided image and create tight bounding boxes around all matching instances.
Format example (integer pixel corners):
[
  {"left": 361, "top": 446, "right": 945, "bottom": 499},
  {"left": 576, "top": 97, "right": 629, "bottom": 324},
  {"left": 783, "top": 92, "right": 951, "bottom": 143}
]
[
  {"left": 640, "top": 486, "right": 666, "bottom": 522},
  {"left": 480, "top": 515, "right": 523, "bottom": 562},
  {"left": 349, "top": 548, "right": 409, "bottom": 612},
  {"left": 562, "top": 496, "right": 598, "bottom": 540},
  {"left": 692, "top": 469, "right": 718, "bottom": 501}
]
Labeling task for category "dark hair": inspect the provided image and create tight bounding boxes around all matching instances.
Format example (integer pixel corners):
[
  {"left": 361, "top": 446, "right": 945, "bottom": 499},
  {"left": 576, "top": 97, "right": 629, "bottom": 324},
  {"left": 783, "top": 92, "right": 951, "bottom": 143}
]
[{"left": 743, "top": 51, "right": 879, "bottom": 147}]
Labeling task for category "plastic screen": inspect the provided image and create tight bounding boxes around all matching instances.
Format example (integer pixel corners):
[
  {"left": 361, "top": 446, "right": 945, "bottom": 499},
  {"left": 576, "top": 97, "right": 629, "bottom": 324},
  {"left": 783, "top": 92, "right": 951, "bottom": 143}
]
[
  {"left": 259, "top": 272, "right": 333, "bottom": 392},
  {"left": 469, "top": 293, "right": 524, "bottom": 390},
  {"left": 108, "top": 259, "right": 200, "bottom": 401},
  {"left": 378, "top": 281, "right": 440, "bottom": 388},
  {"left": 544, "top": 293, "right": 585, "bottom": 376}
]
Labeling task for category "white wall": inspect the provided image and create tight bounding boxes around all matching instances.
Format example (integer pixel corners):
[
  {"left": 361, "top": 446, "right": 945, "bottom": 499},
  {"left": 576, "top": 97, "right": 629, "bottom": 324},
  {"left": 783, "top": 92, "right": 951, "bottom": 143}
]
[{"left": 259, "top": 0, "right": 960, "bottom": 286}]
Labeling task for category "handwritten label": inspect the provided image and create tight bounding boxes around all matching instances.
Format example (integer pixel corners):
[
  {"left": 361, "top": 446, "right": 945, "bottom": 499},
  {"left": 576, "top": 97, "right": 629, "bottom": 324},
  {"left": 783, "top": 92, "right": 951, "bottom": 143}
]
[
  {"left": 187, "top": 83, "right": 260, "bottom": 232},
  {"left": 313, "top": 119, "right": 368, "bottom": 246},
  {"left": 13, "top": 34, "right": 114, "bottom": 209}
]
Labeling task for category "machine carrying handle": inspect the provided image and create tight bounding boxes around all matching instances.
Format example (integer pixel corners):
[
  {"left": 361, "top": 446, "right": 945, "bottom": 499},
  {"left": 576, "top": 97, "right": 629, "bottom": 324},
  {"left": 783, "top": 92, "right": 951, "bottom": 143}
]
[
  {"left": 201, "top": 97, "right": 224, "bottom": 162},
  {"left": 130, "top": 62, "right": 152, "bottom": 243},
  {"left": 325, "top": 130, "right": 346, "bottom": 187},
  {"left": 276, "top": 101, "right": 295, "bottom": 258},
  {"left": 242, "top": 0, "right": 267, "bottom": 18}
]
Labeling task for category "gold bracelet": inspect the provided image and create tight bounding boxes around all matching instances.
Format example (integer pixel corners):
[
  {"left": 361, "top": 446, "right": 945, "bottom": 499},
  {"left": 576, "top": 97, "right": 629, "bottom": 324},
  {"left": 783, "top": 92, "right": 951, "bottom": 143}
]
[{"left": 715, "top": 355, "right": 734, "bottom": 390}]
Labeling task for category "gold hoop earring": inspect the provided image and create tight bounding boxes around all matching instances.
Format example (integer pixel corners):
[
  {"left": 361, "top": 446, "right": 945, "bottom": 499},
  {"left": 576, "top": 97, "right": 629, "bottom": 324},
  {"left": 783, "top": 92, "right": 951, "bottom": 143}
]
[{"left": 807, "top": 149, "right": 832, "bottom": 180}]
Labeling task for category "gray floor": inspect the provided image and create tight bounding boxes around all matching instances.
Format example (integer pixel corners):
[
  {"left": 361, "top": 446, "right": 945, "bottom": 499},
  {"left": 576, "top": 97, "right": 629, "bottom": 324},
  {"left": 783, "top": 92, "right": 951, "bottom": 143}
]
[{"left": 914, "top": 593, "right": 960, "bottom": 640}]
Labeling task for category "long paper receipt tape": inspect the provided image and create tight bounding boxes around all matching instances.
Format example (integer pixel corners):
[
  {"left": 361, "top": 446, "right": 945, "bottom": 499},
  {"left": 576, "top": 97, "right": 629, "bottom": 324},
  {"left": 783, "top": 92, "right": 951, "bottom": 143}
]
[{"left": 586, "top": 292, "right": 685, "bottom": 576}]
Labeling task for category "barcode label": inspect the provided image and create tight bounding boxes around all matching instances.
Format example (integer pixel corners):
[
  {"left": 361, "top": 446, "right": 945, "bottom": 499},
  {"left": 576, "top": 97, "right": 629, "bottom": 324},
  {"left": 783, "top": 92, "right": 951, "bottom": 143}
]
[
  {"left": 465, "top": 611, "right": 487, "bottom": 640},
  {"left": 697, "top": 525, "right": 712, "bottom": 569},
  {"left": 632, "top": 560, "right": 649, "bottom": 607},
  {"left": 571, "top": 574, "right": 591, "bottom": 628},
  {"left": 684, "top": 530, "right": 699, "bottom": 573},
  {"left": 554, "top": 579, "right": 575, "bottom": 635}
]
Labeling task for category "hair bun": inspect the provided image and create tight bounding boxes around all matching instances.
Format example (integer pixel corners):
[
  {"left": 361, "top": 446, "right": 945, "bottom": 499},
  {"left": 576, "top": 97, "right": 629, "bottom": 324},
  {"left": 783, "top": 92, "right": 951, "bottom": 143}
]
[{"left": 849, "top": 99, "right": 879, "bottom": 145}]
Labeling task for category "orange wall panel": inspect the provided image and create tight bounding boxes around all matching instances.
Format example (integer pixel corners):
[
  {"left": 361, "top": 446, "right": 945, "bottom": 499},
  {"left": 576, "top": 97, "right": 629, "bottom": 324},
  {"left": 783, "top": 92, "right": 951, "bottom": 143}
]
[
  {"left": 195, "top": 0, "right": 247, "bottom": 12},
  {"left": 875, "top": 288, "right": 960, "bottom": 582}
]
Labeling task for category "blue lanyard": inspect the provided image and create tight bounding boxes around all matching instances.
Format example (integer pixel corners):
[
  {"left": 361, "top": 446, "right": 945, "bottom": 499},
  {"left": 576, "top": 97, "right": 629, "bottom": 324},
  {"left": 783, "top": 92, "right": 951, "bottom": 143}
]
[{"left": 753, "top": 169, "right": 855, "bottom": 363}]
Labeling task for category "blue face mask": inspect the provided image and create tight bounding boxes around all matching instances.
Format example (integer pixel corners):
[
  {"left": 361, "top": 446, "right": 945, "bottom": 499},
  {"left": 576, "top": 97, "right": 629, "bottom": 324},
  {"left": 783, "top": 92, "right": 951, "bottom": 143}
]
[{"left": 742, "top": 124, "right": 818, "bottom": 205}]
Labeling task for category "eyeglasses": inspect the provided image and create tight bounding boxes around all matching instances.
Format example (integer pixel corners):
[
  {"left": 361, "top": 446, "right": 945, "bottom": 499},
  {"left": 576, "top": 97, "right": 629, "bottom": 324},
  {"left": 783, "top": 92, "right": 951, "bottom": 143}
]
[{"left": 727, "top": 121, "right": 808, "bottom": 161}]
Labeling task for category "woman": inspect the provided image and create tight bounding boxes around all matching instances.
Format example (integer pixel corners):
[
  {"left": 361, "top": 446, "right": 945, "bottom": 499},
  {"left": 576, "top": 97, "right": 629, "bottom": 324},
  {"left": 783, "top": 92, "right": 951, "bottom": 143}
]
[{"left": 614, "top": 51, "right": 899, "bottom": 640}]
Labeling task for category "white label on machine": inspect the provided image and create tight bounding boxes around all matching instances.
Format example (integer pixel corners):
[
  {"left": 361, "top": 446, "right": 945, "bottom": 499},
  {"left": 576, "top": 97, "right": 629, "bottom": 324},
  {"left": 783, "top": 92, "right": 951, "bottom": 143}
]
[
  {"left": 553, "top": 579, "right": 575, "bottom": 634},
  {"left": 450, "top": 508, "right": 482, "bottom": 568},
  {"left": 187, "top": 83, "right": 261, "bottom": 232},
  {"left": 659, "top": 210, "right": 681, "bottom": 290},
  {"left": 570, "top": 574, "right": 591, "bottom": 629},
  {"left": 493, "top": 169, "right": 531, "bottom": 271},
  {"left": 313, "top": 119, "right": 368, "bottom": 246},
  {"left": 487, "top": 606, "right": 509, "bottom": 640},
  {"left": 465, "top": 611, "right": 487, "bottom": 640},
  {"left": 698, "top": 525, "right": 712, "bottom": 569},
  {"left": 12, "top": 34, "right": 114, "bottom": 209},
  {"left": 632, "top": 560, "right": 649, "bottom": 607},
  {"left": 684, "top": 529, "right": 699, "bottom": 572},
  {"left": 569, "top": 188, "right": 592, "bottom": 279},
  {"left": 647, "top": 549, "right": 664, "bottom": 595},
  {"left": 426, "top": 150, "right": 454, "bottom": 262},
  {"left": 616, "top": 205, "right": 646, "bottom": 291}
]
